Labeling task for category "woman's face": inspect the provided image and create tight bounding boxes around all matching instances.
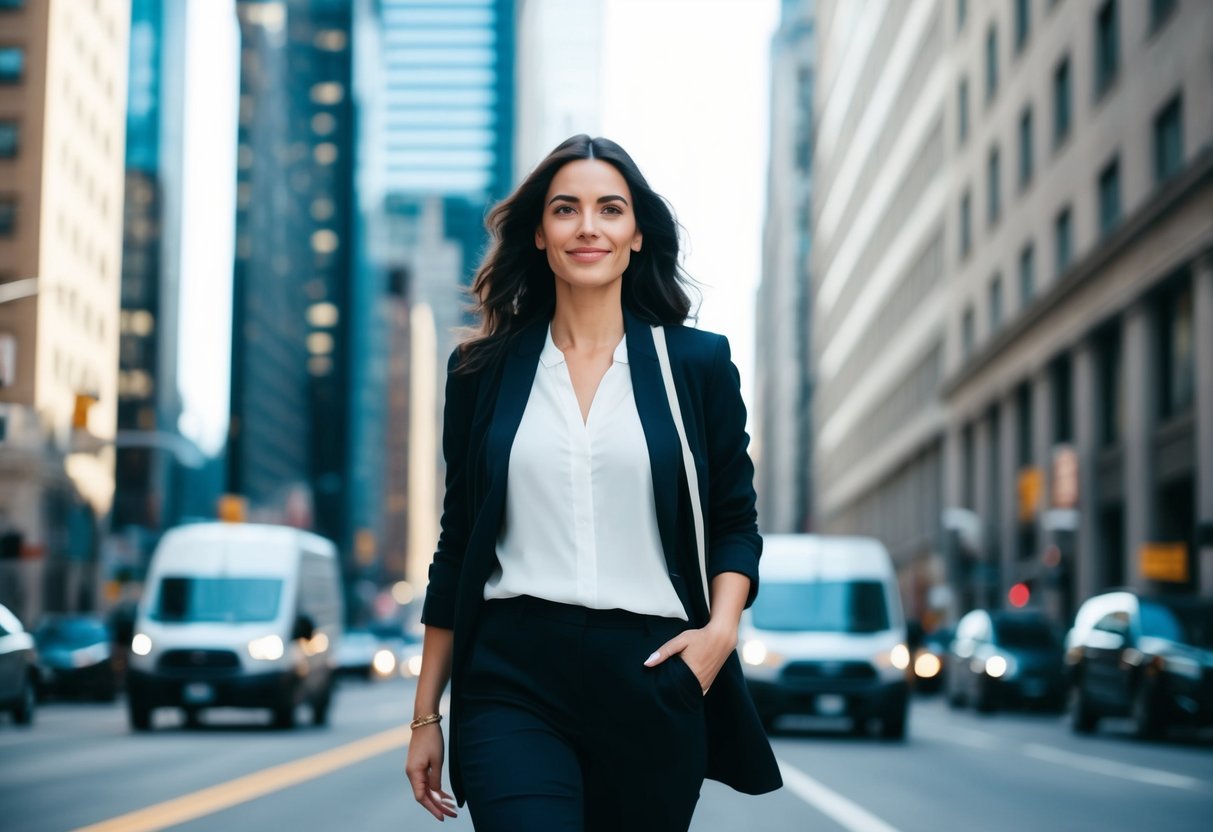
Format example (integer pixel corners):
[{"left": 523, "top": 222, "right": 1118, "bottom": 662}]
[{"left": 536, "top": 159, "right": 643, "bottom": 291}]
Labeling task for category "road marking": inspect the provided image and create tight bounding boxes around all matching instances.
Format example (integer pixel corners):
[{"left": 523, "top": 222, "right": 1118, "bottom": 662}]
[
  {"left": 1020, "top": 743, "right": 1205, "bottom": 791},
  {"left": 68, "top": 725, "right": 413, "bottom": 832},
  {"left": 777, "top": 758, "right": 902, "bottom": 832},
  {"left": 913, "top": 723, "right": 1001, "bottom": 750}
]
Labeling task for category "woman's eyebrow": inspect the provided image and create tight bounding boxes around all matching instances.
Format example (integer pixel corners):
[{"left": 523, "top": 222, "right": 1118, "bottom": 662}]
[{"left": 547, "top": 194, "right": 630, "bottom": 206}]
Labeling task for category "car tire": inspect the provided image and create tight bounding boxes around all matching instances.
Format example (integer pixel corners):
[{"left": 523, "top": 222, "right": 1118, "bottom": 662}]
[
  {"left": 129, "top": 700, "right": 152, "bottom": 732},
  {"left": 1131, "top": 681, "right": 1164, "bottom": 739},
  {"left": 975, "top": 681, "right": 996, "bottom": 714},
  {"left": 880, "top": 705, "right": 907, "bottom": 740},
  {"left": 12, "top": 674, "right": 36, "bottom": 726},
  {"left": 1068, "top": 685, "right": 1097, "bottom": 734}
]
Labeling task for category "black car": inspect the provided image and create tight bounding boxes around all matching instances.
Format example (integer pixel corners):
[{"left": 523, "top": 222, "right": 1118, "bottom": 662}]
[
  {"left": 34, "top": 614, "right": 119, "bottom": 701},
  {"left": 1067, "top": 591, "right": 1213, "bottom": 738},
  {"left": 947, "top": 608, "right": 1065, "bottom": 712},
  {"left": 909, "top": 624, "right": 952, "bottom": 695},
  {"left": 0, "top": 603, "right": 38, "bottom": 725}
]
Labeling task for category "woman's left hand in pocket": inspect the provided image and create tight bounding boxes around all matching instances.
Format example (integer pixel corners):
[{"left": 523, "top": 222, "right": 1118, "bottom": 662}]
[{"left": 644, "top": 622, "right": 738, "bottom": 694}]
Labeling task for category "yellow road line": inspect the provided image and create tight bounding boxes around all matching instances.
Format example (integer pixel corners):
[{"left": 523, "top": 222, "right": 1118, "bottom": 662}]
[{"left": 70, "top": 725, "right": 413, "bottom": 832}]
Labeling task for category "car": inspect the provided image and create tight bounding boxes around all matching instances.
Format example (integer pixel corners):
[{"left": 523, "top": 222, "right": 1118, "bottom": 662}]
[
  {"left": 127, "top": 523, "right": 344, "bottom": 730},
  {"left": 1066, "top": 590, "right": 1213, "bottom": 738},
  {"left": 335, "top": 628, "right": 398, "bottom": 680},
  {"left": 34, "top": 614, "right": 119, "bottom": 701},
  {"left": 946, "top": 608, "right": 1065, "bottom": 713},
  {"left": 0, "top": 603, "right": 38, "bottom": 725},
  {"left": 909, "top": 624, "right": 952, "bottom": 694},
  {"left": 739, "top": 534, "right": 910, "bottom": 739}
]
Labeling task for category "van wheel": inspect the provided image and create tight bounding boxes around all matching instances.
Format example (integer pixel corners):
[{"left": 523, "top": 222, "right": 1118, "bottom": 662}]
[
  {"left": 129, "top": 700, "right": 152, "bottom": 732},
  {"left": 1131, "top": 682, "right": 1164, "bottom": 739},
  {"left": 880, "top": 705, "right": 907, "bottom": 740},
  {"left": 1069, "top": 686, "right": 1097, "bottom": 734},
  {"left": 273, "top": 702, "right": 297, "bottom": 730},
  {"left": 12, "top": 674, "right": 36, "bottom": 725}
]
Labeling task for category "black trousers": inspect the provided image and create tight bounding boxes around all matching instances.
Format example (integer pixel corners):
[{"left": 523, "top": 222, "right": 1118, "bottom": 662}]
[{"left": 457, "top": 595, "right": 708, "bottom": 832}]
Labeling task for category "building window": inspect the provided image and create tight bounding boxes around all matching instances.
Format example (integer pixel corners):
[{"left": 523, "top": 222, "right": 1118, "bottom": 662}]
[
  {"left": 1053, "top": 56, "right": 1071, "bottom": 147},
  {"left": 1098, "top": 156, "right": 1121, "bottom": 236},
  {"left": 0, "top": 120, "right": 16, "bottom": 158},
  {"left": 1150, "top": 0, "right": 1177, "bottom": 32},
  {"left": 1094, "top": 1, "right": 1120, "bottom": 100},
  {"left": 1016, "top": 382, "right": 1033, "bottom": 467},
  {"left": 1096, "top": 325, "right": 1122, "bottom": 447},
  {"left": 962, "top": 305, "right": 976, "bottom": 357},
  {"left": 987, "top": 146, "right": 1001, "bottom": 226},
  {"left": 1157, "top": 281, "right": 1194, "bottom": 420},
  {"left": 1153, "top": 94, "right": 1183, "bottom": 184},
  {"left": 958, "top": 77, "right": 970, "bottom": 144},
  {"left": 1014, "top": 0, "right": 1031, "bottom": 53},
  {"left": 960, "top": 189, "right": 972, "bottom": 259},
  {"left": 1054, "top": 206, "right": 1073, "bottom": 276},
  {"left": 985, "top": 24, "right": 999, "bottom": 103},
  {"left": 0, "top": 196, "right": 15, "bottom": 235},
  {"left": 1051, "top": 356, "right": 1073, "bottom": 443},
  {"left": 0, "top": 47, "right": 23, "bottom": 83},
  {"left": 1019, "top": 243, "right": 1035, "bottom": 306},
  {"left": 957, "top": 0, "right": 967, "bottom": 31},
  {"left": 990, "top": 274, "right": 1004, "bottom": 331},
  {"left": 1018, "top": 107, "right": 1034, "bottom": 189}
]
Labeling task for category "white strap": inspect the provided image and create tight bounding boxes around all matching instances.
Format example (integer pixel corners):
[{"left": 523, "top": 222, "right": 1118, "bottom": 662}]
[{"left": 651, "top": 325, "right": 710, "bottom": 609}]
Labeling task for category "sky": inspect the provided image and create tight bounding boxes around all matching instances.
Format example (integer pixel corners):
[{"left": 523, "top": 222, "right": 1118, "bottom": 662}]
[{"left": 600, "top": 0, "right": 780, "bottom": 405}]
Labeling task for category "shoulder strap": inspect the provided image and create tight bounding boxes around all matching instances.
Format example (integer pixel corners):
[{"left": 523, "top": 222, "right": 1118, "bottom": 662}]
[{"left": 651, "top": 325, "right": 710, "bottom": 609}]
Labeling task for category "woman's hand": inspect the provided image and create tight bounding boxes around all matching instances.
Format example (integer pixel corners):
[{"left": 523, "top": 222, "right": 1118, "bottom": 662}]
[
  {"left": 644, "top": 620, "right": 737, "bottom": 694},
  {"left": 405, "top": 724, "right": 458, "bottom": 821}
]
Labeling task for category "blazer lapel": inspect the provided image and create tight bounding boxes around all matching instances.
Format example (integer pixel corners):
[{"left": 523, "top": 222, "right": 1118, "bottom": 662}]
[
  {"left": 484, "top": 318, "right": 546, "bottom": 487},
  {"left": 624, "top": 310, "right": 685, "bottom": 585}
]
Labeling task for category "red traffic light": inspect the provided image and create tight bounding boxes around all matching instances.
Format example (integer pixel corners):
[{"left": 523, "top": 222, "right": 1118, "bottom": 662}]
[{"left": 1008, "top": 582, "right": 1030, "bottom": 608}]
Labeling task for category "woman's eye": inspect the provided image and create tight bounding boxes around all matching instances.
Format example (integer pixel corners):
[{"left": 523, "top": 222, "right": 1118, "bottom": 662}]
[
  {"left": 554, "top": 205, "right": 575, "bottom": 215},
  {"left": 602, "top": 205, "right": 623, "bottom": 215}
]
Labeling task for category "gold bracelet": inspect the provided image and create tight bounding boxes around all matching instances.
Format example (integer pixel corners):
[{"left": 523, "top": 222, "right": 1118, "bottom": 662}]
[{"left": 410, "top": 713, "right": 442, "bottom": 729}]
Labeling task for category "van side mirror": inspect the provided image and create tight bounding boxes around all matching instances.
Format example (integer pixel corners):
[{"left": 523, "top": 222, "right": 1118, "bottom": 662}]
[{"left": 292, "top": 614, "right": 316, "bottom": 641}]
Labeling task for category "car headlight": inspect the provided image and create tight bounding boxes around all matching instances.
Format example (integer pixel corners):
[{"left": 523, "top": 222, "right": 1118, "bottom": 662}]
[
  {"left": 372, "top": 648, "right": 397, "bottom": 677},
  {"left": 131, "top": 633, "right": 153, "bottom": 656},
  {"left": 984, "top": 653, "right": 1017, "bottom": 679},
  {"left": 405, "top": 654, "right": 423, "bottom": 677},
  {"left": 741, "top": 639, "right": 784, "bottom": 668},
  {"left": 248, "top": 634, "right": 285, "bottom": 661},
  {"left": 876, "top": 644, "right": 911, "bottom": 671},
  {"left": 914, "top": 652, "right": 942, "bottom": 679}
]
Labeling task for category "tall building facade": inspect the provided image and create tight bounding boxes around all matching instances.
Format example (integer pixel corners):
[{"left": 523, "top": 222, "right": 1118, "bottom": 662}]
[
  {"left": 811, "top": 0, "right": 1213, "bottom": 623},
  {"left": 0, "top": 0, "right": 132, "bottom": 621},
  {"left": 755, "top": 0, "right": 815, "bottom": 534},
  {"left": 940, "top": 0, "right": 1213, "bottom": 618},
  {"left": 812, "top": 0, "right": 950, "bottom": 614},
  {"left": 513, "top": 0, "right": 602, "bottom": 177}
]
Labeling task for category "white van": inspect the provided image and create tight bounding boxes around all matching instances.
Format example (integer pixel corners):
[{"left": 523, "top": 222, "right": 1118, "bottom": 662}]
[
  {"left": 127, "top": 523, "right": 344, "bottom": 731},
  {"left": 739, "top": 534, "right": 910, "bottom": 738}
]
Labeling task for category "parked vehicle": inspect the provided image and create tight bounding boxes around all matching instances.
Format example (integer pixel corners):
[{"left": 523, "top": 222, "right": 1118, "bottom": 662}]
[
  {"left": 1067, "top": 590, "right": 1213, "bottom": 738},
  {"left": 0, "top": 603, "right": 38, "bottom": 725},
  {"left": 127, "top": 523, "right": 344, "bottom": 731},
  {"left": 34, "top": 614, "right": 119, "bottom": 701},
  {"left": 739, "top": 534, "right": 909, "bottom": 739},
  {"left": 334, "top": 629, "right": 398, "bottom": 679},
  {"left": 909, "top": 624, "right": 952, "bottom": 694},
  {"left": 946, "top": 609, "right": 1065, "bottom": 713}
]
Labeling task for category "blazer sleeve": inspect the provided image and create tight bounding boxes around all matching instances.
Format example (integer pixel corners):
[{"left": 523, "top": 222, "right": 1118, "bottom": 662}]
[
  {"left": 703, "top": 334, "right": 763, "bottom": 608},
  {"left": 420, "top": 348, "right": 476, "bottom": 629}
]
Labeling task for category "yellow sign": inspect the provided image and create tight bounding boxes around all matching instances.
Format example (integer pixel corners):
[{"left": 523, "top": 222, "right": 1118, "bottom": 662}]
[
  {"left": 218, "top": 494, "right": 248, "bottom": 523},
  {"left": 1140, "top": 542, "right": 1188, "bottom": 583},
  {"left": 1017, "top": 467, "right": 1043, "bottom": 523}
]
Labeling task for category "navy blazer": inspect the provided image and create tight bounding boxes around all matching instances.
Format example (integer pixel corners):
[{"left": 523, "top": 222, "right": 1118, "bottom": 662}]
[{"left": 422, "top": 307, "right": 783, "bottom": 803}]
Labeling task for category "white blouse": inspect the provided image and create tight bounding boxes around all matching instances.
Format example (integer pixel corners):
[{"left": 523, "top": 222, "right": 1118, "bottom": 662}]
[{"left": 484, "top": 326, "right": 688, "bottom": 620}]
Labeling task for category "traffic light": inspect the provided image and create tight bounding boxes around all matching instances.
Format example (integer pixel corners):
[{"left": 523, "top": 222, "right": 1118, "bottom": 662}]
[{"left": 1008, "top": 582, "right": 1030, "bottom": 608}]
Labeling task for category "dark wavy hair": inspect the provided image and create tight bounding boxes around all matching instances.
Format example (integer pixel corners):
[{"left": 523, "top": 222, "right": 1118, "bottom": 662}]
[{"left": 456, "top": 134, "right": 697, "bottom": 374}]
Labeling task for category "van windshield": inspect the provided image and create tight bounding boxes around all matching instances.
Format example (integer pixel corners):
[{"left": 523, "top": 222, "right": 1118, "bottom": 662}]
[
  {"left": 153, "top": 577, "right": 283, "bottom": 623},
  {"left": 751, "top": 580, "right": 890, "bottom": 633}
]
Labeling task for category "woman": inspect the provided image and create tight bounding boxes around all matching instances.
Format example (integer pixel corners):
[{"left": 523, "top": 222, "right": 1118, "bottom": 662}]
[{"left": 405, "top": 135, "right": 781, "bottom": 830}]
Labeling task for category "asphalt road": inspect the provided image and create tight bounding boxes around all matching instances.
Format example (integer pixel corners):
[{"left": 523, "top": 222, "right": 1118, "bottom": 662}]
[{"left": 2, "top": 680, "right": 1210, "bottom": 831}]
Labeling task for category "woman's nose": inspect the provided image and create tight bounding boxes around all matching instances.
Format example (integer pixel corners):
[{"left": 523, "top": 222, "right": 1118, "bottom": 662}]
[{"left": 577, "top": 213, "right": 599, "bottom": 237}]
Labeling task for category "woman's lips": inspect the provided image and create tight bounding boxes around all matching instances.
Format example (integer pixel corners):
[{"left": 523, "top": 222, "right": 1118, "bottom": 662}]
[{"left": 568, "top": 249, "right": 610, "bottom": 262}]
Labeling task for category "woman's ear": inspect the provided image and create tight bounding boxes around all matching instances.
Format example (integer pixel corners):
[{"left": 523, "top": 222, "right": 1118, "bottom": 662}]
[
  {"left": 535, "top": 228, "right": 546, "bottom": 250},
  {"left": 631, "top": 232, "right": 643, "bottom": 253}
]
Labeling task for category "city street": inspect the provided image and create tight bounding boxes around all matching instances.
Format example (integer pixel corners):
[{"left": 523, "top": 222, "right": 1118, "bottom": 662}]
[{"left": 2, "top": 681, "right": 1210, "bottom": 832}]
